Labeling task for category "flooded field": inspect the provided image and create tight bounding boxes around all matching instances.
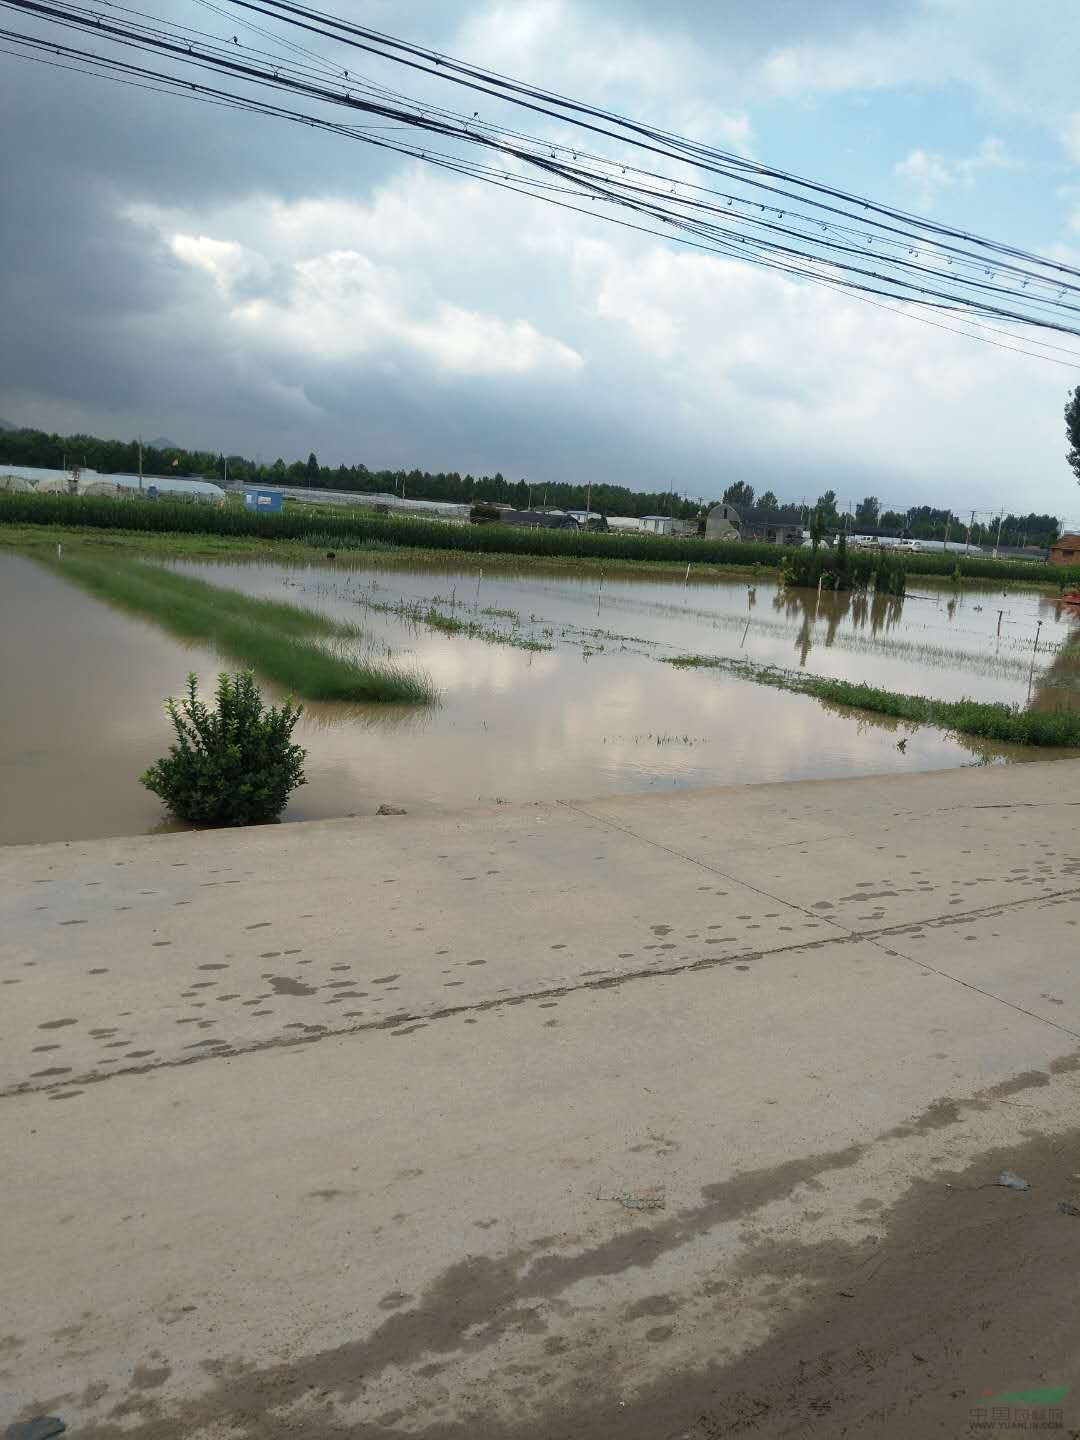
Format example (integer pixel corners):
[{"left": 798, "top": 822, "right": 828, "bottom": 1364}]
[{"left": 3, "top": 548, "right": 1078, "bottom": 844}]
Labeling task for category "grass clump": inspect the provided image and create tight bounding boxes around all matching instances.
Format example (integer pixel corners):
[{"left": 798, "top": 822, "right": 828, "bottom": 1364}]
[
  {"left": 143, "top": 670, "right": 305, "bottom": 826},
  {"left": 358, "top": 593, "right": 552, "bottom": 651},
  {"left": 43, "top": 550, "right": 436, "bottom": 703},
  {"left": 666, "top": 654, "right": 1080, "bottom": 748}
]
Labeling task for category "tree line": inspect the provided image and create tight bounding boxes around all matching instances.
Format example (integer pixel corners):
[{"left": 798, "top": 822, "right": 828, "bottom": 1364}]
[
  {"left": 0, "top": 426, "right": 700, "bottom": 520},
  {"left": 720, "top": 481, "right": 1059, "bottom": 549},
  {"left": 0, "top": 423, "right": 1062, "bottom": 546}
]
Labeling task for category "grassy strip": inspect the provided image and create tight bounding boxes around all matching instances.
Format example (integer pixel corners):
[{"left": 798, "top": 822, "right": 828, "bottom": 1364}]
[
  {"left": 8, "top": 492, "right": 1080, "bottom": 585},
  {"left": 42, "top": 551, "right": 436, "bottom": 704},
  {"left": 0, "top": 521, "right": 772, "bottom": 580},
  {"left": 666, "top": 654, "right": 1080, "bottom": 747}
]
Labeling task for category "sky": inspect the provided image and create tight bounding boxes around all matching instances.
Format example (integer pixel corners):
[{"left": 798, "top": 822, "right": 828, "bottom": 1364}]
[{"left": 2, "top": 0, "right": 1080, "bottom": 520}]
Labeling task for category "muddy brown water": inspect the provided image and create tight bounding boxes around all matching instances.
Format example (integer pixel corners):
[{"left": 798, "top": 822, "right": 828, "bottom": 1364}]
[{"left": 2, "top": 550, "right": 1078, "bottom": 845}]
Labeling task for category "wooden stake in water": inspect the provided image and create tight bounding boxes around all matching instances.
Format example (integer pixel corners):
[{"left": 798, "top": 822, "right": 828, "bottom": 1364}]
[
  {"left": 997, "top": 609, "right": 1004, "bottom": 637},
  {"left": 450, "top": 585, "right": 456, "bottom": 614},
  {"left": 1027, "top": 618, "right": 1044, "bottom": 698},
  {"left": 475, "top": 568, "right": 483, "bottom": 610},
  {"left": 684, "top": 562, "right": 691, "bottom": 585},
  {"left": 597, "top": 567, "right": 604, "bottom": 617}
]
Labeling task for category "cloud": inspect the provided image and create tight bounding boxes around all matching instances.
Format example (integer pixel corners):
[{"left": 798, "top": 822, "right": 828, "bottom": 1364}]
[
  {"left": 753, "top": 0, "right": 1080, "bottom": 190},
  {"left": 895, "top": 137, "right": 1017, "bottom": 207},
  {"left": 956, "top": 136, "right": 1017, "bottom": 182},
  {"left": 894, "top": 149, "right": 954, "bottom": 208},
  {"left": 0, "top": 0, "right": 1076, "bottom": 518}
]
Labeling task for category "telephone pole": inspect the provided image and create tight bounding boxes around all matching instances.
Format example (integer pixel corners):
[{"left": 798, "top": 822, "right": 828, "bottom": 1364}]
[{"left": 138, "top": 437, "right": 143, "bottom": 494}]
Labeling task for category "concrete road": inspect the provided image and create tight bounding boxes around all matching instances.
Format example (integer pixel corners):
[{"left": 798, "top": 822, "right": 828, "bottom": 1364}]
[{"left": 2, "top": 760, "right": 1080, "bottom": 1438}]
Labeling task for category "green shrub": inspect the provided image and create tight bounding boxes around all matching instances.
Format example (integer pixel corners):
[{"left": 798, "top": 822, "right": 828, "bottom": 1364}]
[{"left": 142, "top": 671, "right": 306, "bottom": 826}]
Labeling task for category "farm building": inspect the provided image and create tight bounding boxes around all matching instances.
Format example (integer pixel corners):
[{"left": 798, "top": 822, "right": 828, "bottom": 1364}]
[
  {"left": 735, "top": 508, "right": 805, "bottom": 545},
  {"left": 704, "top": 503, "right": 740, "bottom": 539},
  {"left": 244, "top": 488, "right": 284, "bottom": 512},
  {"left": 1049, "top": 533, "right": 1080, "bottom": 566}
]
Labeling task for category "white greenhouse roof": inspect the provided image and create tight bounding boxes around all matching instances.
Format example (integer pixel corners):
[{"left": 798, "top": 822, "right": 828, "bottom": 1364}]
[
  {"left": 0, "top": 464, "right": 224, "bottom": 498},
  {"left": 0, "top": 464, "right": 100, "bottom": 483}
]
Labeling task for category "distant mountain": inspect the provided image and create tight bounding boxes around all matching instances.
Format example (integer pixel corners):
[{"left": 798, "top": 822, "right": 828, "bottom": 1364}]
[{"left": 148, "top": 436, "right": 180, "bottom": 450}]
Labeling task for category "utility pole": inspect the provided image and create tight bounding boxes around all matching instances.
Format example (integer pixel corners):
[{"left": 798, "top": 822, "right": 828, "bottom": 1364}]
[
  {"left": 586, "top": 480, "right": 591, "bottom": 521},
  {"left": 965, "top": 508, "right": 975, "bottom": 549},
  {"left": 993, "top": 509, "right": 1004, "bottom": 559},
  {"left": 943, "top": 514, "right": 951, "bottom": 550},
  {"left": 138, "top": 437, "right": 143, "bottom": 494}
]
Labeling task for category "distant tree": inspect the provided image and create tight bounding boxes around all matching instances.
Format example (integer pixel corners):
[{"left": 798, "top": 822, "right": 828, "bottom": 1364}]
[
  {"left": 722, "top": 481, "right": 755, "bottom": 509},
  {"left": 855, "top": 495, "right": 880, "bottom": 528},
  {"left": 1066, "top": 386, "right": 1080, "bottom": 483},
  {"left": 815, "top": 489, "right": 839, "bottom": 524},
  {"left": 809, "top": 505, "right": 825, "bottom": 551},
  {"left": 305, "top": 451, "right": 320, "bottom": 484},
  {"left": 758, "top": 490, "right": 779, "bottom": 511}
]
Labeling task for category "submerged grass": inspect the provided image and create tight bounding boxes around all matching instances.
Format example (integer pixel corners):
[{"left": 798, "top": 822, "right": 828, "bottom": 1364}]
[
  {"left": 42, "top": 551, "right": 436, "bottom": 703},
  {"left": 666, "top": 653, "right": 1080, "bottom": 747},
  {"left": 358, "top": 592, "right": 552, "bottom": 651}
]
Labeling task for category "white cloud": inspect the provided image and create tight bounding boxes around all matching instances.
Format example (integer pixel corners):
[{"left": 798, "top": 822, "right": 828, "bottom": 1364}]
[
  {"left": 168, "top": 234, "right": 269, "bottom": 295},
  {"left": 894, "top": 149, "right": 953, "bottom": 208},
  {"left": 454, "top": 0, "right": 753, "bottom": 154},
  {"left": 957, "top": 136, "right": 1016, "bottom": 182},
  {"left": 110, "top": 158, "right": 1079, "bottom": 511},
  {"left": 156, "top": 199, "right": 584, "bottom": 379},
  {"left": 751, "top": 2, "right": 1080, "bottom": 168},
  {"left": 895, "top": 137, "right": 1017, "bottom": 208}
]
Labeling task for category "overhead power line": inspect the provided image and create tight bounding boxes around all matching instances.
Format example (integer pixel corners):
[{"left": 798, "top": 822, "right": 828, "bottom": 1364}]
[{"left": 2, "top": 0, "right": 1079, "bottom": 363}]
